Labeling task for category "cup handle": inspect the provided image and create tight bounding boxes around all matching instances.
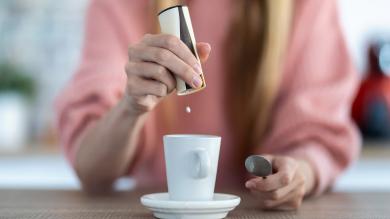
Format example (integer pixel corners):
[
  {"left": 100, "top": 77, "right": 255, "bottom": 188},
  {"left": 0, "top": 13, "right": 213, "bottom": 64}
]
[{"left": 193, "top": 149, "right": 211, "bottom": 179}]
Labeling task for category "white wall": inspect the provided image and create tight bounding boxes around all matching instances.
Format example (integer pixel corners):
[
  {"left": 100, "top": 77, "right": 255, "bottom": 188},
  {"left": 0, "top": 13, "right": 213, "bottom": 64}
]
[
  {"left": 338, "top": 0, "right": 390, "bottom": 72},
  {"left": 0, "top": 0, "right": 89, "bottom": 138}
]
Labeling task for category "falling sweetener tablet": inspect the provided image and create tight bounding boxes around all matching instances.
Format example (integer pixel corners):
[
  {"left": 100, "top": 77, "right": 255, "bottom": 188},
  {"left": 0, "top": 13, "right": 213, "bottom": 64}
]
[{"left": 185, "top": 106, "right": 191, "bottom": 113}]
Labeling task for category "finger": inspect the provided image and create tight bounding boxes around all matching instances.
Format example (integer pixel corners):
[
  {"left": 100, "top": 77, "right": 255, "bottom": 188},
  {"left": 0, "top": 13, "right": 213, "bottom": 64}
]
[
  {"left": 262, "top": 173, "right": 305, "bottom": 201},
  {"left": 276, "top": 198, "right": 303, "bottom": 211},
  {"left": 248, "top": 186, "right": 303, "bottom": 210},
  {"left": 128, "top": 94, "right": 160, "bottom": 112},
  {"left": 269, "top": 156, "right": 298, "bottom": 188},
  {"left": 126, "top": 62, "right": 176, "bottom": 93},
  {"left": 142, "top": 34, "right": 202, "bottom": 74},
  {"left": 196, "top": 42, "right": 211, "bottom": 63},
  {"left": 128, "top": 45, "right": 202, "bottom": 88},
  {"left": 246, "top": 157, "right": 298, "bottom": 192},
  {"left": 262, "top": 186, "right": 305, "bottom": 209},
  {"left": 126, "top": 74, "right": 168, "bottom": 97}
]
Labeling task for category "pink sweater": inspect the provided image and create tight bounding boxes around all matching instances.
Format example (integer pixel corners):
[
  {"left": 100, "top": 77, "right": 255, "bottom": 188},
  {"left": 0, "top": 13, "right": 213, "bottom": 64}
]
[{"left": 56, "top": 0, "right": 361, "bottom": 194}]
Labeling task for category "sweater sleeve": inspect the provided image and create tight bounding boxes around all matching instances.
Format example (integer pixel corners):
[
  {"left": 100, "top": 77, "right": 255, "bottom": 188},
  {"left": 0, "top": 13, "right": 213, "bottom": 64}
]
[
  {"left": 259, "top": 0, "right": 361, "bottom": 195},
  {"left": 54, "top": 0, "right": 146, "bottom": 167}
]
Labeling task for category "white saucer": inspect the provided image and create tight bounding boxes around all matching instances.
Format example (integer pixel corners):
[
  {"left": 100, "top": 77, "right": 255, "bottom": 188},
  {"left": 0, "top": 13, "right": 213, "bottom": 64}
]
[{"left": 140, "top": 193, "right": 241, "bottom": 219}]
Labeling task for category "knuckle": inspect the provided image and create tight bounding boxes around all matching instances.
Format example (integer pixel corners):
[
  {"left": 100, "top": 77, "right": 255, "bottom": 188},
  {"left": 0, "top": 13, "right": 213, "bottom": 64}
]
[
  {"left": 167, "top": 81, "right": 176, "bottom": 93},
  {"left": 292, "top": 199, "right": 302, "bottom": 209},
  {"left": 125, "top": 62, "right": 135, "bottom": 73},
  {"left": 143, "top": 33, "right": 153, "bottom": 40},
  {"left": 292, "top": 161, "right": 299, "bottom": 170},
  {"left": 270, "top": 191, "right": 281, "bottom": 200},
  {"left": 280, "top": 173, "right": 291, "bottom": 186},
  {"left": 185, "top": 58, "right": 198, "bottom": 70},
  {"left": 128, "top": 45, "right": 142, "bottom": 61},
  {"left": 157, "top": 84, "right": 167, "bottom": 97},
  {"left": 190, "top": 59, "right": 199, "bottom": 68},
  {"left": 263, "top": 200, "right": 274, "bottom": 208},
  {"left": 297, "top": 175, "right": 305, "bottom": 185},
  {"left": 184, "top": 52, "right": 198, "bottom": 65},
  {"left": 259, "top": 181, "right": 271, "bottom": 192},
  {"left": 285, "top": 157, "right": 294, "bottom": 163},
  {"left": 298, "top": 187, "right": 305, "bottom": 197},
  {"left": 127, "top": 45, "right": 135, "bottom": 58},
  {"left": 155, "top": 50, "right": 170, "bottom": 62},
  {"left": 164, "top": 35, "right": 179, "bottom": 48},
  {"left": 145, "top": 105, "right": 154, "bottom": 112},
  {"left": 156, "top": 66, "right": 167, "bottom": 77},
  {"left": 183, "top": 67, "right": 195, "bottom": 79},
  {"left": 133, "top": 96, "right": 153, "bottom": 112},
  {"left": 126, "top": 81, "right": 136, "bottom": 94},
  {"left": 127, "top": 72, "right": 135, "bottom": 81},
  {"left": 124, "top": 62, "right": 130, "bottom": 73}
]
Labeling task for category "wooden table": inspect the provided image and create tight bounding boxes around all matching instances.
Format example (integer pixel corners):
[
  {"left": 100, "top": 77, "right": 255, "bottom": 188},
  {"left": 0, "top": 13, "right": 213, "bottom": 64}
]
[{"left": 0, "top": 189, "right": 389, "bottom": 219}]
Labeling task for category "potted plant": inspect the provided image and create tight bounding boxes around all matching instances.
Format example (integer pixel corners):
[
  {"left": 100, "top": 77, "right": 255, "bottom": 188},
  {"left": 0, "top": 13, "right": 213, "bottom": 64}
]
[{"left": 0, "top": 62, "right": 35, "bottom": 151}]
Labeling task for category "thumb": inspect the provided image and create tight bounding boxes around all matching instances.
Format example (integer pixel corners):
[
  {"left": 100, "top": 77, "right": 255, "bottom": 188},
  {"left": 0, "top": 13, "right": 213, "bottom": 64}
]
[{"left": 196, "top": 42, "right": 211, "bottom": 64}]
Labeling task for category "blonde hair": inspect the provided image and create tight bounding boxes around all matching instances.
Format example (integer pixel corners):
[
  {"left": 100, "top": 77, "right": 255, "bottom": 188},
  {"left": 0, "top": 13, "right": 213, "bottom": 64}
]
[
  {"left": 227, "top": 1, "right": 293, "bottom": 152},
  {"left": 153, "top": 0, "right": 293, "bottom": 150}
]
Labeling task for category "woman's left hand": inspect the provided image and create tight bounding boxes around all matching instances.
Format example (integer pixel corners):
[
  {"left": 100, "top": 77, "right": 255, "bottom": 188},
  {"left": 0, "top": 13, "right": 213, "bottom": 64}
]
[{"left": 245, "top": 155, "right": 316, "bottom": 210}]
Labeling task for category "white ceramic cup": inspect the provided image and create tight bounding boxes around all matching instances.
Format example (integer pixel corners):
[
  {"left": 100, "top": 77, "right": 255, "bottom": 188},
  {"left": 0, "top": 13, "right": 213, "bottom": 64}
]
[{"left": 163, "top": 134, "right": 221, "bottom": 201}]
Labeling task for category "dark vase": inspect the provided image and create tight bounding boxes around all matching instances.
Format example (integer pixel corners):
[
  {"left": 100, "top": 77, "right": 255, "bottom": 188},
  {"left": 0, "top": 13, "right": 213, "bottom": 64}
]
[{"left": 352, "top": 40, "right": 390, "bottom": 139}]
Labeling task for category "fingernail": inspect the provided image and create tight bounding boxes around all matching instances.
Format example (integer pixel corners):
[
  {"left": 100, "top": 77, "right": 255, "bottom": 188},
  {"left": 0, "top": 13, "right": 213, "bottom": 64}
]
[
  {"left": 193, "top": 63, "right": 202, "bottom": 74},
  {"left": 245, "top": 181, "right": 254, "bottom": 188},
  {"left": 192, "top": 75, "right": 203, "bottom": 88}
]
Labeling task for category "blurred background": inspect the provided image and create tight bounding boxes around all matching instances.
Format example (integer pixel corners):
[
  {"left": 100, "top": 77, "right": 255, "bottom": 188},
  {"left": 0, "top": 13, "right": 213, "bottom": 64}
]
[{"left": 0, "top": 0, "right": 389, "bottom": 190}]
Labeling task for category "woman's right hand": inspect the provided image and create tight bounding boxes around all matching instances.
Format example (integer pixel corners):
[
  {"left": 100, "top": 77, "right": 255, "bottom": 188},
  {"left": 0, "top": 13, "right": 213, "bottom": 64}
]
[{"left": 125, "top": 34, "right": 211, "bottom": 115}]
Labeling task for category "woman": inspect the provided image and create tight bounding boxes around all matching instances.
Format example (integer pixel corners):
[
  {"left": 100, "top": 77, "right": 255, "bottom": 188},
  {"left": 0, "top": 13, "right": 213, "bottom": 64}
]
[{"left": 56, "top": 0, "right": 360, "bottom": 210}]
